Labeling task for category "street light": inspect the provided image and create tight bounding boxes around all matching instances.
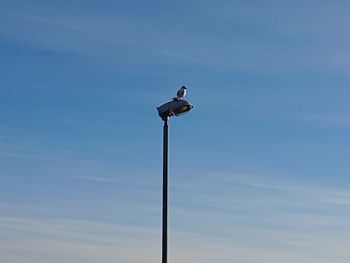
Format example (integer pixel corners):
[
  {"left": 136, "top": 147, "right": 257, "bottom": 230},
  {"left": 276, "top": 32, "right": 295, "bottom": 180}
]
[{"left": 157, "top": 94, "right": 193, "bottom": 263}]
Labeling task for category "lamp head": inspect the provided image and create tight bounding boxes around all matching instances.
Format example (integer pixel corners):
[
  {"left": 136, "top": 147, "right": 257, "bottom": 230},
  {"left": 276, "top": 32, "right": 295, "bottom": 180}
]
[{"left": 157, "top": 99, "right": 193, "bottom": 121}]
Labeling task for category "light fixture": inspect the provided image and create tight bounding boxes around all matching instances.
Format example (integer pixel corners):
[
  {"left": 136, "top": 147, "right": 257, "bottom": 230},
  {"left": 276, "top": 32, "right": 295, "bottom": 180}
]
[{"left": 157, "top": 99, "right": 193, "bottom": 120}]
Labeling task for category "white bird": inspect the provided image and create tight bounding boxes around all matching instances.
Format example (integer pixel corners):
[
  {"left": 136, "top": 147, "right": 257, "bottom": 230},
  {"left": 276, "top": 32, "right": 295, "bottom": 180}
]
[{"left": 174, "top": 86, "right": 187, "bottom": 100}]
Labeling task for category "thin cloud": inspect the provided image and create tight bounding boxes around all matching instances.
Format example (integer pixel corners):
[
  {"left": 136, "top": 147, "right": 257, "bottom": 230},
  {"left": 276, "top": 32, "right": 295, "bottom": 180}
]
[
  {"left": 0, "top": 151, "right": 44, "bottom": 159},
  {"left": 2, "top": 3, "right": 350, "bottom": 74},
  {"left": 76, "top": 175, "right": 114, "bottom": 183},
  {"left": 0, "top": 216, "right": 349, "bottom": 263}
]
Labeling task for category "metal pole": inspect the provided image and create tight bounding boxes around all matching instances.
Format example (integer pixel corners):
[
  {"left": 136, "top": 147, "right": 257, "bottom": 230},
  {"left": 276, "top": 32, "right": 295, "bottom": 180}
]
[{"left": 162, "top": 117, "right": 168, "bottom": 263}]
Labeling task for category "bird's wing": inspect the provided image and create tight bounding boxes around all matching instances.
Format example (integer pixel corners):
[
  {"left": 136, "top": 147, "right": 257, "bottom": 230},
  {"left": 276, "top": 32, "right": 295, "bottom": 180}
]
[{"left": 177, "top": 89, "right": 184, "bottom": 97}]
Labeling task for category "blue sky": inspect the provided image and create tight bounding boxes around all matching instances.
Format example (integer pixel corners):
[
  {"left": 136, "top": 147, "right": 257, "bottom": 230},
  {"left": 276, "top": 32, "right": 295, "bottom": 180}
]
[{"left": 1, "top": 1, "right": 350, "bottom": 262}]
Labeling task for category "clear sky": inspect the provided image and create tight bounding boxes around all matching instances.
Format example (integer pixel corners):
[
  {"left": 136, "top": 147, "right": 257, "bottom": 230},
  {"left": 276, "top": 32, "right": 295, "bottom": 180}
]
[{"left": 1, "top": 1, "right": 350, "bottom": 262}]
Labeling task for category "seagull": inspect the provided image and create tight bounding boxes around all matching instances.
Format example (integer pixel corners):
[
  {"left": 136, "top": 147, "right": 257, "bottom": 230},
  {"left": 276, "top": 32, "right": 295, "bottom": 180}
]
[{"left": 174, "top": 86, "right": 187, "bottom": 100}]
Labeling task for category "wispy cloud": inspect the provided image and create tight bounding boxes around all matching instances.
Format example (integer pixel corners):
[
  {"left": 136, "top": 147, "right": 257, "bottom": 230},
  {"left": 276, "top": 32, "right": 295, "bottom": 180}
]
[
  {"left": 0, "top": 151, "right": 44, "bottom": 159},
  {"left": 297, "top": 113, "right": 350, "bottom": 126},
  {"left": 1, "top": 170, "right": 350, "bottom": 262},
  {"left": 76, "top": 175, "right": 114, "bottom": 183},
  {"left": 2, "top": 2, "right": 350, "bottom": 73},
  {"left": 172, "top": 171, "right": 350, "bottom": 234},
  {"left": 0, "top": 215, "right": 349, "bottom": 263},
  {"left": 0, "top": 217, "right": 159, "bottom": 263}
]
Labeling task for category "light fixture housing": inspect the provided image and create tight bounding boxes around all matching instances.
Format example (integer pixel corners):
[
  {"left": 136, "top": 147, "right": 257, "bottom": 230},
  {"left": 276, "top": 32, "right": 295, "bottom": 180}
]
[{"left": 157, "top": 99, "right": 193, "bottom": 120}]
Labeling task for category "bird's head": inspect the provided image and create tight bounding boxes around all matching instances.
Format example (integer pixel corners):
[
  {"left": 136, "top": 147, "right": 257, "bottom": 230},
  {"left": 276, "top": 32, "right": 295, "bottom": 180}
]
[{"left": 181, "top": 86, "right": 187, "bottom": 89}]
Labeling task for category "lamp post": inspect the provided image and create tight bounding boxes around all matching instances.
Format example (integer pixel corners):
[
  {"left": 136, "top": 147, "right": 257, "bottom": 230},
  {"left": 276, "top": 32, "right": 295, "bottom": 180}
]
[{"left": 157, "top": 97, "right": 193, "bottom": 263}]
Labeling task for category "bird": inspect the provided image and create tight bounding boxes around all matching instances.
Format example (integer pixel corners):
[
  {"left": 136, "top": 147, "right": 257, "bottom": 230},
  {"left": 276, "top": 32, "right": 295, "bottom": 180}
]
[{"left": 173, "top": 86, "right": 187, "bottom": 100}]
